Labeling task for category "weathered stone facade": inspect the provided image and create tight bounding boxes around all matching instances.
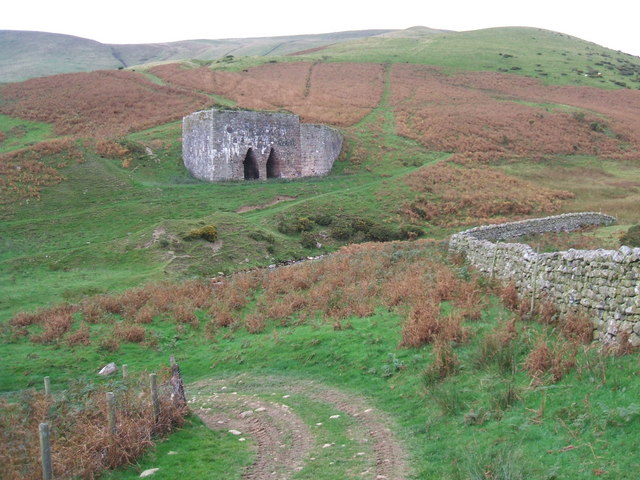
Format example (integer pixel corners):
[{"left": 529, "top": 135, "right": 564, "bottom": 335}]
[
  {"left": 449, "top": 213, "right": 640, "bottom": 345},
  {"left": 182, "top": 109, "right": 343, "bottom": 181}
]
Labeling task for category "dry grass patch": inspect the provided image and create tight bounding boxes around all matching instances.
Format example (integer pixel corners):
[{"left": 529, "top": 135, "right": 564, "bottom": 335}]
[
  {"left": 0, "top": 70, "right": 210, "bottom": 137},
  {"left": 10, "top": 241, "right": 485, "bottom": 350},
  {"left": 0, "top": 371, "right": 186, "bottom": 480},
  {"left": 402, "top": 162, "right": 573, "bottom": 226},
  {"left": 390, "top": 65, "right": 638, "bottom": 160},
  {"left": 151, "top": 62, "right": 384, "bottom": 126}
]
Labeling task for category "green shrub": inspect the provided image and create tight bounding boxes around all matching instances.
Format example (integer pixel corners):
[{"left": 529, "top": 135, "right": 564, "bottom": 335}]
[
  {"left": 329, "top": 216, "right": 356, "bottom": 240},
  {"left": 277, "top": 216, "right": 315, "bottom": 235},
  {"left": 400, "top": 225, "right": 425, "bottom": 239},
  {"left": 352, "top": 217, "right": 374, "bottom": 233},
  {"left": 620, "top": 224, "right": 640, "bottom": 247},
  {"left": 248, "top": 230, "right": 275, "bottom": 243},
  {"left": 309, "top": 211, "right": 334, "bottom": 226},
  {"left": 366, "top": 223, "right": 398, "bottom": 242},
  {"left": 300, "top": 231, "right": 318, "bottom": 249},
  {"left": 184, "top": 224, "right": 218, "bottom": 242}
]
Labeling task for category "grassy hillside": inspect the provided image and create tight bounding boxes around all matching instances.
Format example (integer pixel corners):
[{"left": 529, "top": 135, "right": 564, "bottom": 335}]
[
  {"left": 305, "top": 26, "right": 640, "bottom": 88},
  {"left": 2, "top": 36, "right": 640, "bottom": 319},
  {"left": 1, "top": 25, "right": 640, "bottom": 480}
]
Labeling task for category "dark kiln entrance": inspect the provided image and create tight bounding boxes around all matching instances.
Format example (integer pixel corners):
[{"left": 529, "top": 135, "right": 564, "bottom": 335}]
[
  {"left": 266, "top": 148, "right": 282, "bottom": 179},
  {"left": 243, "top": 149, "right": 259, "bottom": 180}
]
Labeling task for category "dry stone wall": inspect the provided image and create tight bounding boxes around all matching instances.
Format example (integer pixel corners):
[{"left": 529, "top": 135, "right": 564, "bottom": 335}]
[{"left": 449, "top": 213, "right": 640, "bottom": 345}]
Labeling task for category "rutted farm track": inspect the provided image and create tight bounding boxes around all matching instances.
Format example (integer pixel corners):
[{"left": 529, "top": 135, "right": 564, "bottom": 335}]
[{"left": 189, "top": 375, "right": 411, "bottom": 480}]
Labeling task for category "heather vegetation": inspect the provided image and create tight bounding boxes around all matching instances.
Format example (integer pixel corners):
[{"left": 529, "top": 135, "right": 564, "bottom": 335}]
[
  {"left": 149, "top": 61, "right": 385, "bottom": 126},
  {"left": 0, "top": 70, "right": 210, "bottom": 136},
  {"left": 1, "top": 26, "right": 639, "bottom": 479}
]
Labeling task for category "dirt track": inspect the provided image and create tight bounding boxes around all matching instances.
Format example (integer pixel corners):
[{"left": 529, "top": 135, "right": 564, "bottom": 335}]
[{"left": 189, "top": 374, "right": 411, "bottom": 480}]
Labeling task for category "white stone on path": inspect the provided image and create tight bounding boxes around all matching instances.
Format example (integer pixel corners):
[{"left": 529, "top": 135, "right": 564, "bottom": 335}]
[
  {"left": 140, "top": 468, "right": 159, "bottom": 477},
  {"left": 229, "top": 429, "right": 242, "bottom": 435}
]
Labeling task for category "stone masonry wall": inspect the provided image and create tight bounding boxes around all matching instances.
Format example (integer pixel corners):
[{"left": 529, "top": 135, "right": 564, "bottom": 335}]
[
  {"left": 449, "top": 213, "right": 640, "bottom": 345},
  {"left": 182, "top": 109, "right": 342, "bottom": 181},
  {"left": 300, "top": 124, "right": 343, "bottom": 177}
]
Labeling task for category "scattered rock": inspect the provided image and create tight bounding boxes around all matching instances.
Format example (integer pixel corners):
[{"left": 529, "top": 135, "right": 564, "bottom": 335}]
[
  {"left": 239, "top": 410, "right": 253, "bottom": 418},
  {"left": 98, "top": 362, "right": 117, "bottom": 376},
  {"left": 167, "top": 451, "right": 178, "bottom": 455},
  {"left": 329, "top": 415, "right": 340, "bottom": 419},
  {"left": 229, "top": 429, "right": 242, "bottom": 435},
  {"left": 139, "top": 468, "right": 159, "bottom": 477},
  {"left": 255, "top": 407, "right": 267, "bottom": 412}
]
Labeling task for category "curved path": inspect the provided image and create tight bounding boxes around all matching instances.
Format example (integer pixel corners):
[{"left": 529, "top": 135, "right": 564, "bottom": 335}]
[{"left": 189, "top": 374, "right": 411, "bottom": 480}]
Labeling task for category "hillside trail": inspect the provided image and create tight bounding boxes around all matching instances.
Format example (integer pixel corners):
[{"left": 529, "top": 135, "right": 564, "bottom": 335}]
[{"left": 189, "top": 374, "right": 411, "bottom": 480}]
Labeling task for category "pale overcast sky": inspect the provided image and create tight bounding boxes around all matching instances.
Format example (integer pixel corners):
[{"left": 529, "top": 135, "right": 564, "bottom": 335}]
[{"left": 2, "top": 0, "right": 639, "bottom": 56}]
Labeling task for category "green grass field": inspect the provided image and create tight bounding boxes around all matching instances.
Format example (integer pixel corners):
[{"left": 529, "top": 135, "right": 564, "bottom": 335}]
[{"left": 304, "top": 27, "right": 640, "bottom": 88}]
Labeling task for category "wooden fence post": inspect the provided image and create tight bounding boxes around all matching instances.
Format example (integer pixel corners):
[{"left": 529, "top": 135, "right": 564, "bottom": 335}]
[
  {"left": 39, "top": 422, "right": 53, "bottom": 480},
  {"left": 490, "top": 242, "right": 500, "bottom": 280},
  {"left": 106, "top": 392, "right": 116, "bottom": 435},
  {"left": 530, "top": 246, "right": 541, "bottom": 317},
  {"left": 150, "top": 373, "right": 159, "bottom": 422},
  {"left": 169, "top": 356, "right": 186, "bottom": 407},
  {"left": 43, "top": 376, "right": 51, "bottom": 397}
]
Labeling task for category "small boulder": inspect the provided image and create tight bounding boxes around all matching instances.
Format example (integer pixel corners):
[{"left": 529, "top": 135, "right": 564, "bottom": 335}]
[
  {"left": 98, "top": 362, "right": 118, "bottom": 376},
  {"left": 140, "top": 468, "right": 159, "bottom": 477}
]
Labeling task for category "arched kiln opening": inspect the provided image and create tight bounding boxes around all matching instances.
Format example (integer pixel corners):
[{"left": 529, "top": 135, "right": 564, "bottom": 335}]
[
  {"left": 243, "top": 148, "right": 260, "bottom": 180},
  {"left": 266, "top": 148, "right": 282, "bottom": 179}
]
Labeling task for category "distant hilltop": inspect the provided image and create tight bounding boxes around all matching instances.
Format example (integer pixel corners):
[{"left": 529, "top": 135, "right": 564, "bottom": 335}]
[
  {"left": 1, "top": 26, "right": 638, "bottom": 85},
  {"left": 0, "top": 29, "right": 399, "bottom": 83}
]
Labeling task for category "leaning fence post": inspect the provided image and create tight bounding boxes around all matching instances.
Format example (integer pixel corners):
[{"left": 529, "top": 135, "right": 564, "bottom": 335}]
[
  {"left": 169, "top": 356, "right": 186, "bottom": 407},
  {"left": 39, "top": 422, "right": 53, "bottom": 480},
  {"left": 43, "top": 376, "right": 51, "bottom": 397},
  {"left": 150, "top": 373, "right": 159, "bottom": 422},
  {"left": 106, "top": 392, "right": 117, "bottom": 435}
]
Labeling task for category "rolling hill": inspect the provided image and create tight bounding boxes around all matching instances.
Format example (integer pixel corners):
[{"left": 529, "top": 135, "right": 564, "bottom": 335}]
[{"left": 0, "top": 28, "right": 395, "bottom": 82}]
